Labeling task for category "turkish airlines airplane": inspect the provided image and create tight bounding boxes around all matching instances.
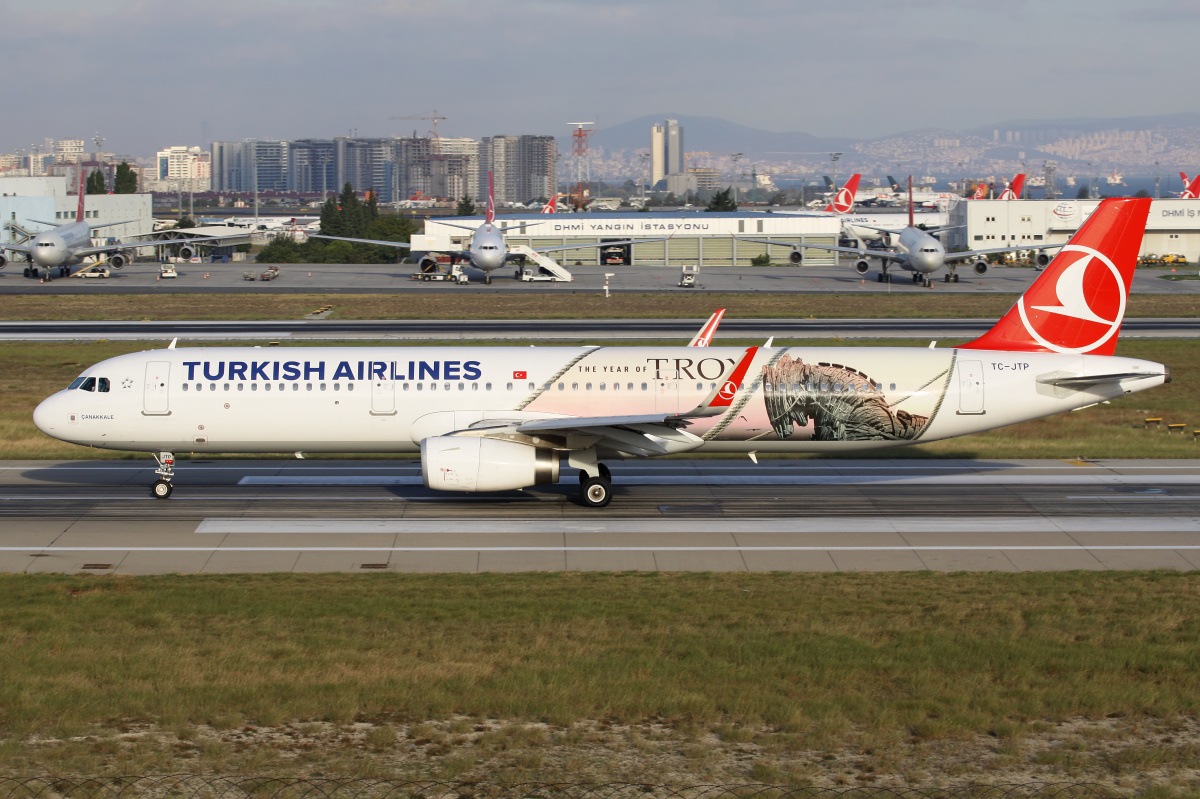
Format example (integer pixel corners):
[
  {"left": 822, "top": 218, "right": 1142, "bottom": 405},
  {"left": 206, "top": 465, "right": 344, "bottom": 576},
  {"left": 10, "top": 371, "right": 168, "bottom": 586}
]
[
  {"left": 1178, "top": 173, "right": 1200, "bottom": 199},
  {"left": 0, "top": 171, "right": 225, "bottom": 280},
  {"left": 824, "top": 174, "right": 862, "bottom": 214},
  {"left": 312, "top": 173, "right": 660, "bottom": 284},
  {"left": 747, "top": 177, "right": 1058, "bottom": 285},
  {"left": 33, "top": 198, "right": 1166, "bottom": 508},
  {"left": 998, "top": 174, "right": 1026, "bottom": 200}
]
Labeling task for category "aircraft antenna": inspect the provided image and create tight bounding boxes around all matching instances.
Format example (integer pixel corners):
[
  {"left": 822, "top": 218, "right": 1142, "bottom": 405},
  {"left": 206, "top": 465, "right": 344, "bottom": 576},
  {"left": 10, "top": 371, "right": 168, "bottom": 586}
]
[{"left": 567, "top": 122, "right": 595, "bottom": 210}]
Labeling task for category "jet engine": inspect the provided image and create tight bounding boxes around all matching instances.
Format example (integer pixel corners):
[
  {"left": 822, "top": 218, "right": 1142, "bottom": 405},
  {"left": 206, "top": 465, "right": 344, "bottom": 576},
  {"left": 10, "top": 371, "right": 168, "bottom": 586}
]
[
  {"left": 177, "top": 244, "right": 196, "bottom": 262},
  {"left": 418, "top": 255, "right": 441, "bottom": 273},
  {"left": 107, "top": 251, "right": 133, "bottom": 269},
  {"left": 972, "top": 260, "right": 988, "bottom": 275},
  {"left": 854, "top": 260, "right": 871, "bottom": 274},
  {"left": 0, "top": 252, "right": 7, "bottom": 269},
  {"left": 1035, "top": 251, "right": 1052, "bottom": 268},
  {"left": 422, "top": 436, "right": 559, "bottom": 493},
  {"left": 788, "top": 249, "right": 802, "bottom": 265}
]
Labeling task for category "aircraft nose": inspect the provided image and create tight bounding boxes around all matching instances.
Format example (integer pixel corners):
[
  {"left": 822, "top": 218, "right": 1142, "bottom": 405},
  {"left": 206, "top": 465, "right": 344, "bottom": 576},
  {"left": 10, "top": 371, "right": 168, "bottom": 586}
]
[{"left": 33, "top": 395, "right": 59, "bottom": 436}]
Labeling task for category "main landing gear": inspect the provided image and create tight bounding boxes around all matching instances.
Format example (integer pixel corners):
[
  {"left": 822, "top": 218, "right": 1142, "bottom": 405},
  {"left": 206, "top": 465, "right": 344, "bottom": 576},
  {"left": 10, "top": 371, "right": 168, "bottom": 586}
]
[
  {"left": 578, "top": 463, "right": 613, "bottom": 508},
  {"left": 151, "top": 451, "right": 175, "bottom": 499}
]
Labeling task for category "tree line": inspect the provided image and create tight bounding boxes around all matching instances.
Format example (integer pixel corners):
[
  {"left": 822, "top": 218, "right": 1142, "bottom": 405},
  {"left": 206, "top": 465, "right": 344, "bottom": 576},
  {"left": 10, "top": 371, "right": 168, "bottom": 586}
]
[{"left": 256, "top": 183, "right": 415, "bottom": 264}]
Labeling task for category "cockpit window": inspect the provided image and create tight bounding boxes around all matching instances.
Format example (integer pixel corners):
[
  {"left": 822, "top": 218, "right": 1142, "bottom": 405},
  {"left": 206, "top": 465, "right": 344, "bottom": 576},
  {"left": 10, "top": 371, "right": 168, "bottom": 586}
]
[
  {"left": 68, "top": 377, "right": 87, "bottom": 390},
  {"left": 97, "top": 377, "right": 110, "bottom": 393},
  {"left": 76, "top": 377, "right": 97, "bottom": 392}
]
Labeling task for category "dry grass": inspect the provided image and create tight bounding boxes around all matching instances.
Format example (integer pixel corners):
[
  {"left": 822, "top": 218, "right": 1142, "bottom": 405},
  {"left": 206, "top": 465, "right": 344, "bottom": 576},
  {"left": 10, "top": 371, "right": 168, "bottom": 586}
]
[{"left": 1, "top": 292, "right": 1198, "bottom": 321}]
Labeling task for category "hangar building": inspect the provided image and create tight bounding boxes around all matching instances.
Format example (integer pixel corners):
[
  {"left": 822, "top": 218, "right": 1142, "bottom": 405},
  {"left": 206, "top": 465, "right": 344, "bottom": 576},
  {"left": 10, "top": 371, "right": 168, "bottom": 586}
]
[
  {"left": 0, "top": 176, "right": 153, "bottom": 244},
  {"left": 413, "top": 212, "right": 841, "bottom": 267},
  {"left": 946, "top": 198, "right": 1200, "bottom": 262}
]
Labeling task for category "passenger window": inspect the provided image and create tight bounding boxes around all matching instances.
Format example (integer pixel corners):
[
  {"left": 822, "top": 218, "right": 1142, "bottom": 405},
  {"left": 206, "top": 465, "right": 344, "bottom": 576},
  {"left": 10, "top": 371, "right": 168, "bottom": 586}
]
[
  {"left": 403, "top": 383, "right": 410, "bottom": 391},
  {"left": 558, "top": 383, "right": 565, "bottom": 391},
  {"left": 506, "top": 382, "right": 513, "bottom": 391},
  {"left": 320, "top": 383, "right": 326, "bottom": 391},
  {"left": 196, "top": 383, "right": 203, "bottom": 392},
  {"left": 333, "top": 383, "right": 340, "bottom": 391},
  {"left": 890, "top": 383, "right": 897, "bottom": 391},
  {"left": 182, "top": 383, "right": 189, "bottom": 392},
  {"left": 306, "top": 383, "right": 312, "bottom": 391},
  {"left": 237, "top": 384, "right": 244, "bottom": 391},
  {"left": 292, "top": 384, "right": 298, "bottom": 391},
  {"left": 528, "top": 382, "right": 534, "bottom": 391},
  {"left": 485, "top": 382, "right": 492, "bottom": 391},
  {"left": 224, "top": 383, "right": 230, "bottom": 391},
  {"left": 444, "top": 382, "right": 450, "bottom": 391},
  {"left": 264, "top": 383, "right": 271, "bottom": 391},
  {"left": 600, "top": 383, "right": 606, "bottom": 391},
  {"left": 641, "top": 383, "right": 647, "bottom": 391},
  {"left": 211, "top": 383, "right": 217, "bottom": 391},
  {"left": 472, "top": 383, "right": 478, "bottom": 391},
  {"left": 457, "top": 383, "right": 464, "bottom": 391},
  {"left": 613, "top": 383, "right": 620, "bottom": 392},
  {"left": 417, "top": 383, "right": 423, "bottom": 391},
  {"left": 97, "top": 378, "right": 110, "bottom": 392},
  {"left": 347, "top": 383, "right": 354, "bottom": 391},
  {"left": 584, "top": 382, "right": 591, "bottom": 391}
]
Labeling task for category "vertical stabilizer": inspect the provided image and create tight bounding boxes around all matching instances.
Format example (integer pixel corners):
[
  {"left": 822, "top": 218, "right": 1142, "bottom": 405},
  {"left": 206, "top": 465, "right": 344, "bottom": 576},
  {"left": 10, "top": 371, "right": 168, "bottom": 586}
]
[
  {"left": 485, "top": 171, "right": 496, "bottom": 224},
  {"left": 1181, "top": 173, "right": 1200, "bottom": 199},
  {"left": 77, "top": 168, "right": 87, "bottom": 223},
  {"left": 824, "top": 174, "right": 861, "bottom": 214},
  {"left": 960, "top": 197, "right": 1151, "bottom": 355},
  {"left": 999, "top": 174, "right": 1026, "bottom": 200}
]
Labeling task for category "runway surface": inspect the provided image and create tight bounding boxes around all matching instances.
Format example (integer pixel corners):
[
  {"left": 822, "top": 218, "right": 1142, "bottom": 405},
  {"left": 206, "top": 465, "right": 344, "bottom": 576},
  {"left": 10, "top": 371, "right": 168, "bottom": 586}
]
[
  {"left": 2, "top": 317, "right": 1197, "bottom": 341},
  {"left": 3, "top": 459, "right": 1198, "bottom": 574},
  {"left": 3, "top": 261, "right": 1197, "bottom": 295}
]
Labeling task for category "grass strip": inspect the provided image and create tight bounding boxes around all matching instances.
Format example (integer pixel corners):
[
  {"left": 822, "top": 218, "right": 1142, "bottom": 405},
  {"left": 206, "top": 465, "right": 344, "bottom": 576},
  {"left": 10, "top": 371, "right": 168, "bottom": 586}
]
[
  {"left": 1, "top": 292, "right": 1199, "bottom": 321},
  {"left": 1, "top": 571, "right": 1198, "bottom": 740}
]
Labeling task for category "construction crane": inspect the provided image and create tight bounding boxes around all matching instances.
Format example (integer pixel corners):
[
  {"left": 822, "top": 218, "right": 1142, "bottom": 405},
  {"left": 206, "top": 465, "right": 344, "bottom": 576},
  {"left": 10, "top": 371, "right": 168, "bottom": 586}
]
[{"left": 390, "top": 110, "right": 448, "bottom": 152}]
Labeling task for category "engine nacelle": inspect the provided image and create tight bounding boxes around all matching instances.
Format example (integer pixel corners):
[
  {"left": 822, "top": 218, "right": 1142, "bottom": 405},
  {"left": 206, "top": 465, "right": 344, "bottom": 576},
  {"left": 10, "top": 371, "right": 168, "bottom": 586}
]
[
  {"left": 108, "top": 251, "right": 131, "bottom": 269},
  {"left": 972, "top": 260, "right": 988, "bottom": 276},
  {"left": 177, "top": 244, "right": 196, "bottom": 262},
  {"left": 0, "top": 252, "right": 7, "bottom": 269},
  {"left": 1035, "top": 251, "right": 1052, "bottom": 268},
  {"left": 418, "top": 255, "right": 440, "bottom": 273},
  {"left": 422, "top": 436, "right": 560, "bottom": 493},
  {"left": 788, "top": 249, "right": 802, "bottom": 265},
  {"left": 854, "top": 260, "right": 871, "bottom": 274}
]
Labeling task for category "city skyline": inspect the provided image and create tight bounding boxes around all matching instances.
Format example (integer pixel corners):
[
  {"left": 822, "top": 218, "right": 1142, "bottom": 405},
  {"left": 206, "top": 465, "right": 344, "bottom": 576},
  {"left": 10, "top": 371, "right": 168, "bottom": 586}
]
[{"left": 0, "top": 1, "right": 1195, "bottom": 158}]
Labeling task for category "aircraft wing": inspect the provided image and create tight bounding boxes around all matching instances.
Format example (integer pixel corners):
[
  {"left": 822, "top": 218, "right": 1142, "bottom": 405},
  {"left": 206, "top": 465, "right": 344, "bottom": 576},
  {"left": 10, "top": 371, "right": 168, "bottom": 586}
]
[
  {"left": 308, "top": 234, "right": 413, "bottom": 249},
  {"left": 942, "top": 243, "right": 1064, "bottom": 262},
  {"left": 736, "top": 236, "right": 890, "bottom": 259},
  {"left": 0, "top": 242, "right": 32, "bottom": 255},
  {"left": 531, "top": 237, "right": 670, "bottom": 255},
  {"left": 72, "top": 235, "right": 238, "bottom": 258}
]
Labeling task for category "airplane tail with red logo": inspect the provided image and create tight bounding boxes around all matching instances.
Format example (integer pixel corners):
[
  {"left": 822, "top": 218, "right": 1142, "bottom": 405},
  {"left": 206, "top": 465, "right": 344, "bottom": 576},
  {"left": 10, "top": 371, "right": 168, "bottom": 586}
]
[
  {"left": 77, "top": 167, "right": 87, "bottom": 222},
  {"left": 971, "top": 183, "right": 986, "bottom": 200},
  {"left": 999, "top": 173, "right": 1026, "bottom": 200},
  {"left": 961, "top": 197, "right": 1151, "bottom": 356},
  {"left": 539, "top": 194, "right": 556, "bottom": 214},
  {"left": 824, "top": 173, "right": 861, "bottom": 214},
  {"left": 1181, "top": 172, "right": 1200, "bottom": 199},
  {"left": 485, "top": 171, "right": 495, "bottom": 224}
]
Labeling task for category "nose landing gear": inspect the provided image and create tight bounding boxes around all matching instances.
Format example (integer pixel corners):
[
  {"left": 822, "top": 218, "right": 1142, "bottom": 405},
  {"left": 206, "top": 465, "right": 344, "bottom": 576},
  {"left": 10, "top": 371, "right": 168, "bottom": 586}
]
[{"left": 151, "top": 451, "right": 175, "bottom": 499}]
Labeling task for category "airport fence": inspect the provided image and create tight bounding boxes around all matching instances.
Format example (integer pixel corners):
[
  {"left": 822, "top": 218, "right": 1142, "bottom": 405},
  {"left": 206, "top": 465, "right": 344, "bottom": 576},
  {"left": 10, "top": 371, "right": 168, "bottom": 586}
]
[{"left": 0, "top": 778, "right": 1124, "bottom": 799}]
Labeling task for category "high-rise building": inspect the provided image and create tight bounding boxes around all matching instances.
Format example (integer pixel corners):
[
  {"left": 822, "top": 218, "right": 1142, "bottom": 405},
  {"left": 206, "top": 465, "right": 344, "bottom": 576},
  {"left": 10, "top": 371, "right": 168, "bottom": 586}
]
[
  {"left": 53, "top": 139, "right": 85, "bottom": 164},
  {"left": 479, "top": 135, "right": 555, "bottom": 203},
  {"left": 649, "top": 119, "right": 684, "bottom": 188},
  {"left": 335, "top": 138, "right": 397, "bottom": 200},
  {"left": 153, "top": 146, "right": 210, "bottom": 191},
  {"left": 288, "top": 140, "right": 338, "bottom": 196},
  {"left": 210, "top": 140, "right": 288, "bottom": 192}
]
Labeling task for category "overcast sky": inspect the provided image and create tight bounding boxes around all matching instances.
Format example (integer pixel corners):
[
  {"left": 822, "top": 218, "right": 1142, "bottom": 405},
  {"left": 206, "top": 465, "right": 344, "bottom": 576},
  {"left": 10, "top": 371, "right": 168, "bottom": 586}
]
[{"left": 0, "top": 0, "right": 1194, "bottom": 158}]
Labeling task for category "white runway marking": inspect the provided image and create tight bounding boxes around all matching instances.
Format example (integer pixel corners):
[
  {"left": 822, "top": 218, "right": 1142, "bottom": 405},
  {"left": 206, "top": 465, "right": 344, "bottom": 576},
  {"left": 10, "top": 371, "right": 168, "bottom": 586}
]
[{"left": 194, "top": 516, "right": 1200, "bottom": 534}]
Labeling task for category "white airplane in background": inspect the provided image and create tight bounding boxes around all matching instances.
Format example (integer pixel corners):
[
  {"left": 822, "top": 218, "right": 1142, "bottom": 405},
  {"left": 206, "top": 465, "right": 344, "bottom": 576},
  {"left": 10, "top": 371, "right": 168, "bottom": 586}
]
[
  {"left": 34, "top": 198, "right": 1166, "bottom": 507},
  {"left": 312, "top": 173, "right": 663, "bottom": 284},
  {"left": 0, "top": 171, "right": 224, "bottom": 280},
  {"left": 746, "top": 177, "right": 1059, "bottom": 285}
]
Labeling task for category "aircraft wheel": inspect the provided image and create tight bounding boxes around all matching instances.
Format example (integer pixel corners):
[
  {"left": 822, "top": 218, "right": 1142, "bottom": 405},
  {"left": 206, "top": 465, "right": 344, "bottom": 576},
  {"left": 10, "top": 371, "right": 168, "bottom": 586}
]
[
  {"left": 23, "top": 266, "right": 30, "bottom": 277},
  {"left": 151, "top": 480, "right": 173, "bottom": 499},
  {"left": 943, "top": 274, "right": 951, "bottom": 283},
  {"left": 876, "top": 273, "right": 883, "bottom": 283},
  {"left": 580, "top": 476, "right": 612, "bottom": 508},
  {"left": 953, "top": 274, "right": 960, "bottom": 283},
  {"left": 514, "top": 269, "right": 521, "bottom": 280}
]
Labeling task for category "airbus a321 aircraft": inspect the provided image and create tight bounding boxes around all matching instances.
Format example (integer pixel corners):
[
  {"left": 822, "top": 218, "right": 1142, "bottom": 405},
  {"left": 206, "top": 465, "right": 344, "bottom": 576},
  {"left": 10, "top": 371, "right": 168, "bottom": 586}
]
[
  {"left": 312, "top": 173, "right": 661, "bottom": 284},
  {"left": 0, "top": 171, "right": 223, "bottom": 280},
  {"left": 745, "top": 177, "right": 1057, "bottom": 286},
  {"left": 33, "top": 198, "right": 1166, "bottom": 508}
]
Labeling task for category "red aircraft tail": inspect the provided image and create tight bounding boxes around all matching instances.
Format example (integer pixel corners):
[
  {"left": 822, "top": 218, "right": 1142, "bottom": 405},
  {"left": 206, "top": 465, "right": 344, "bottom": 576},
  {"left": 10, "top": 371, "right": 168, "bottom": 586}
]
[
  {"left": 539, "top": 194, "right": 556, "bottom": 214},
  {"left": 77, "top": 168, "right": 87, "bottom": 222},
  {"left": 1181, "top": 172, "right": 1200, "bottom": 199},
  {"left": 999, "top": 173, "right": 1026, "bottom": 200},
  {"left": 961, "top": 197, "right": 1151, "bottom": 355},
  {"left": 824, "top": 173, "right": 861, "bottom": 214},
  {"left": 971, "top": 183, "right": 986, "bottom": 200},
  {"left": 485, "top": 171, "right": 496, "bottom": 224}
]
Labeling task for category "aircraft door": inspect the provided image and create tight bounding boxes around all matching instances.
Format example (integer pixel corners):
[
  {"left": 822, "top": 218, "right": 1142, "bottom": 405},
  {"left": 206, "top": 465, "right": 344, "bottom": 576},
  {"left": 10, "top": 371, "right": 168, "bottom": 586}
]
[
  {"left": 371, "top": 377, "right": 395, "bottom": 415},
  {"left": 957, "top": 359, "right": 985, "bottom": 415},
  {"left": 143, "top": 361, "right": 170, "bottom": 415}
]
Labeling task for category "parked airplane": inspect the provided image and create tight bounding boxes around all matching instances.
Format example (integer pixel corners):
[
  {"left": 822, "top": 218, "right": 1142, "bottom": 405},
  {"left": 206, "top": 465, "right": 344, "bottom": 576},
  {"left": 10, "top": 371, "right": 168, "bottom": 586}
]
[
  {"left": 971, "top": 183, "right": 987, "bottom": 200},
  {"left": 312, "top": 173, "right": 662, "bottom": 284},
  {"left": 824, "top": 174, "right": 862, "bottom": 214},
  {"left": 747, "top": 178, "right": 1057, "bottom": 285},
  {"left": 32, "top": 198, "right": 1165, "bottom": 507},
  {"left": 886, "top": 175, "right": 958, "bottom": 208},
  {"left": 539, "top": 195, "right": 557, "bottom": 214},
  {"left": 0, "top": 171, "right": 223, "bottom": 280},
  {"left": 1178, "top": 173, "right": 1200, "bottom": 199}
]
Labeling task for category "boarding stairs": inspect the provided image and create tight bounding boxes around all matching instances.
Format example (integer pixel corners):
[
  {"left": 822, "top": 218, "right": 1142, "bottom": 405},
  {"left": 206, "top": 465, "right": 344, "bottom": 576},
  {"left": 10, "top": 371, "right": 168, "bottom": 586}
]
[{"left": 508, "top": 244, "right": 574, "bottom": 282}]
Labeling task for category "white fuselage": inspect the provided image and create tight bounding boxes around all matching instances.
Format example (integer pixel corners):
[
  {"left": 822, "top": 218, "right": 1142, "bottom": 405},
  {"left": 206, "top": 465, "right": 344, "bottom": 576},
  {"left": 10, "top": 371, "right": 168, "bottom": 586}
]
[
  {"left": 842, "top": 212, "right": 949, "bottom": 242},
  {"left": 34, "top": 345, "right": 1166, "bottom": 457},
  {"left": 885, "top": 226, "right": 947, "bottom": 275},
  {"left": 29, "top": 220, "right": 94, "bottom": 267}
]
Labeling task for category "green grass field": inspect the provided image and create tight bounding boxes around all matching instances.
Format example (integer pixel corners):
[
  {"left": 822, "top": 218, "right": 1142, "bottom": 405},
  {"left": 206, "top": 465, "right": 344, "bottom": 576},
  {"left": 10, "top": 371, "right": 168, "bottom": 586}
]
[
  {"left": 2, "top": 338, "right": 1194, "bottom": 460},
  {"left": 0, "top": 571, "right": 1199, "bottom": 786}
]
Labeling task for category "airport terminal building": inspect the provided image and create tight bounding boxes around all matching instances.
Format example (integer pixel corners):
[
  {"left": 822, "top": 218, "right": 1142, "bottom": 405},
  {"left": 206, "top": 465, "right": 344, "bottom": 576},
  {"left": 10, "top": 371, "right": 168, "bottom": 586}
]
[
  {"left": 413, "top": 212, "right": 841, "bottom": 267},
  {"left": 947, "top": 198, "right": 1200, "bottom": 262}
]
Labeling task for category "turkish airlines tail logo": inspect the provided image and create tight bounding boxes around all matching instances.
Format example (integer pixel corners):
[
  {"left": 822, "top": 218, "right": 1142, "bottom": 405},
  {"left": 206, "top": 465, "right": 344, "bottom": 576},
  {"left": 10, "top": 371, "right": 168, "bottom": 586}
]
[
  {"left": 688, "top": 308, "right": 726, "bottom": 347},
  {"left": 825, "top": 174, "right": 861, "bottom": 214},
  {"left": 971, "top": 183, "right": 986, "bottom": 200},
  {"left": 998, "top": 174, "right": 1025, "bottom": 200},
  {"left": 1181, "top": 172, "right": 1200, "bottom": 199},
  {"left": 539, "top": 195, "right": 556, "bottom": 214},
  {"left": 961, "top": 197, "right": 1151, "bottom": 355}
]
